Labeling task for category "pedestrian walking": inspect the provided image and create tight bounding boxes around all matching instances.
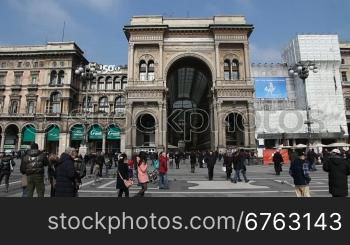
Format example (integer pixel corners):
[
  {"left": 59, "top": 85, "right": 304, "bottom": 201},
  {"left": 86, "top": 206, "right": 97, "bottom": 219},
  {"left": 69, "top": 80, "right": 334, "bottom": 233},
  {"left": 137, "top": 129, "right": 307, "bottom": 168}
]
[
  {"left": 159, "top": 152, "right": 169, "bottom": 189},
  {"left": 116, "top": 153, "right": 130, "bottom": 198},
  {"left": 73, "top": 151, "right": 86, "bottom": 197},
  {"left": 136, "top": 157, "right": 149, "bottom": 197},
  {"left": 169, "top": 152, "right": 174, "bottom": 168},
  {"left": 323, "top": 149, "right": 350, "bottom": 197},
  {"left": 272, "top": 150, "right": 284, "bottom": 175},
  {"left": 20, "top": 143, "right": 49, "bottom": 197},
  {"left": 205, "top": 151, "right": 217, "bottom": 181},
  {"left": 0, "top": 153, "right": 15, "bottom": 193},
  {"left": 198, "top": 151, "right": 204, "bottom": 168},
  {"left": 223, "top": 152, "right": 233, "bottom": 180},
  {"left": 175, "top": 152, "right": 181, "bottom": 169},
  {"left": 232, "top": 149, "right": 249, "bottom": 183},
  {"left": 96, "top": 152, "right": 105, "bottom": 177},
  {"left": 48, "top": 154, "right": 60, "bottom": 197},
  {"left": 55, "top": 148, "right": 78, "bottom": 197},
  {"left": 289, "top": 152, "right": 311, "bottom": 197},
  {"left": 190, "top": 151, "right": 196, "bottom": 173},
  {"left": 307, "top": 149, "right": 318, "bottom": 171}
]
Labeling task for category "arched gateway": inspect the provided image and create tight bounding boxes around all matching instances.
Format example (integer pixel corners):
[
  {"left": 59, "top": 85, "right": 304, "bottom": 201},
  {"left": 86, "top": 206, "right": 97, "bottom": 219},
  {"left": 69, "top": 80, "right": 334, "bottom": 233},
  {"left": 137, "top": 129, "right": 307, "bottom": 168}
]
[{"left": 124, "top": 15, "right": 256, "bottom": 156}]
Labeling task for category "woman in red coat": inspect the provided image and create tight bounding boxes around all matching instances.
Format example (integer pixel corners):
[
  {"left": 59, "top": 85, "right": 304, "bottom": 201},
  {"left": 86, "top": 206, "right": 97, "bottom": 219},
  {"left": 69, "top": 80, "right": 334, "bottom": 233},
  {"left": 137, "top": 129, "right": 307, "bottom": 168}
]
[{"left": 159, "top": 152, "right": 169, "bottom": 189}]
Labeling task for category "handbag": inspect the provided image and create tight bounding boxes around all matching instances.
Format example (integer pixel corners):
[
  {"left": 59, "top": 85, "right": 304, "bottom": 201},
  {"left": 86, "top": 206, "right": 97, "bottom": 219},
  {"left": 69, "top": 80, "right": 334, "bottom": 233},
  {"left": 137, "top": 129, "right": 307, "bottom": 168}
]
[{"left": 118, "top": 171, "right": 134, "bottom": 188}]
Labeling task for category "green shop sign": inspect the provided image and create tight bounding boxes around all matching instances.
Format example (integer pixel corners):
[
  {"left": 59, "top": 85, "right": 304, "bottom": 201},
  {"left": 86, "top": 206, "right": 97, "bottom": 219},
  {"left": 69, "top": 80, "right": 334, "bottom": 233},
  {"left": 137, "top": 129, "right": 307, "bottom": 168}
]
[
  {"left": 89, "top": 125, "right": 103, "bottom": 140},
  {"left": 71, "top": 125, "right": 84, "bottom": 141},
  {"left": 47, "top": 126, "right": 60, "bottom": 142},
  {"left": 22, "top": 126, "right": 36, "bottom": 143},
  {"left": 107, "top": 126, "right": 121, "bottom": 140}
]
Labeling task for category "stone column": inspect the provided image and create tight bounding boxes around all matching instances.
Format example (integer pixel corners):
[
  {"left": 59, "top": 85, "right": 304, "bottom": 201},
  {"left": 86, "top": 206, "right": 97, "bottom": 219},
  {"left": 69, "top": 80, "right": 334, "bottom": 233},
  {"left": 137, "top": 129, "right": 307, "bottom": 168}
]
[
  {"left": 36, "top": 131, "right": 45, "bottom": 151},
  {"left": 213, "top": 100, "right": 219, "bottom": 150},
  {"left": 120, "top": 132, "right": 126, "bottom": 153},
  {"left": 244, "top": 42, "right": 251, "bottom": 82},
  {"left": 159, "top": 43, "right": 164, "bottom": 80},
  {"left": 17, "top": 132, "right": 22, "bottom": 150},
  {"left": 215, "top": 43, "right": 220, "bottom": 82},
  {"left": 58, "top": 132, "right": 68, "bottom": 155},
  {"left": 128, "top": 43, "right": 135, "bottom": 80},
  {"left": 217, "top": 101, "right": 225, "bottom": 149},
  {"left": 102, "top": 129, "right": 106, "bottom": 154},
  {"left": 247, "top": 101, "right": 256, "bottom": 146},
  {"left": 125, "top": 102, "right": 133, "bottom": 156},
  {"left": 0, "top": 132, "right": 5, "bottom": 152}
]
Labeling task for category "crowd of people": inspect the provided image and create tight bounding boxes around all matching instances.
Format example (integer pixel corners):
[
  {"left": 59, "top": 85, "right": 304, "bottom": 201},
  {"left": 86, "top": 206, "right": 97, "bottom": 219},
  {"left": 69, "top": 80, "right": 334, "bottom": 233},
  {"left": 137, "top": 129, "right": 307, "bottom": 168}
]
[{"left": 0, "top": 143, "right": 349, "bottom": 198}]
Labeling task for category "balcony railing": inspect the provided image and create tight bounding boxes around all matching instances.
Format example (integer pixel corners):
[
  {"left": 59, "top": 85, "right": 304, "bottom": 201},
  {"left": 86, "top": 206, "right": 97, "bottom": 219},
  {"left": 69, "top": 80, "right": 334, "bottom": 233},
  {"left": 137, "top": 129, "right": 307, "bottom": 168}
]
[{"left": 254, "top": 99, "right": 297, "bottom": 111}]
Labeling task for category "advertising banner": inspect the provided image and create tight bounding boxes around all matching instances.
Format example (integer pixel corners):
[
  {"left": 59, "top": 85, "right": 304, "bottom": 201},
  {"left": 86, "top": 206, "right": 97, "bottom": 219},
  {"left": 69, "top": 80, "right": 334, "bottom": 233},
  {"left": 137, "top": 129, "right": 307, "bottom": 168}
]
[{"left": 255, "top": 77, "right": 287, "bottom": 99}]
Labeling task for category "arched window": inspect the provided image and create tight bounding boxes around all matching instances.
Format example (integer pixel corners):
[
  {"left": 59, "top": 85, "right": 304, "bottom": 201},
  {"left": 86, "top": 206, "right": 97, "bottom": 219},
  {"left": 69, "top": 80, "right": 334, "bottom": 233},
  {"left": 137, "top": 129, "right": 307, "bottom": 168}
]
[
  {"left": 27, "top": 101, "right": 35, "bottom": 114},
  {"left": 57, "top": 70, "right": 64, "bottom": 85},
  {"left": 232, "top": 59, "right": 240, "bottom": 80},
  {"left": 83, "top": 96, "right": 93, "bottom": 113},
  {"left": 98, "top": 97, "right": 109, "bottom": 113},
  {"left": 10, "top": 101, "right": 19, "bottom": 114},
  {"left": 139, "top": 60, "right": 147, "bottom": 81},
  {"left": 98, "top": 77, "right": 105, "bottom": 90},
  {"left": 113, "top": 77, "right": 121, "bottom": 90},
  {"left": 90, "top": 79, "right": 97, "bottom": 90},
  {"left": 224, "top": 60, "right": 231, "bottom": 80},
  {"left": 148, "top": 61, "right": 155, "bottom": 81},
  {"left": 115, "top": 96, "right": 126, "bottom": 114},
  {"left": 48, "top": 92, "right": 61, "bottom": 113},
  {"left": 106, "top": 77, "right": 113, "bottom": 90},
  {"left": 121, "top": 77, "right": 127, "bottom": 90},
  {"left": 50, "top": 71, "right": 57, "bottom": 85}
]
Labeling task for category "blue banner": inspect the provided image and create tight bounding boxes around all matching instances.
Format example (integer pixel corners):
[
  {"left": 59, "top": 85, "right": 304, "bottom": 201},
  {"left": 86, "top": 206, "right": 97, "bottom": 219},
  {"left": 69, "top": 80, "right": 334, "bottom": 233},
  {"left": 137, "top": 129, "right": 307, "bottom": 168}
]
[{"left": 255, "top": 77, "right": 287, "bottom": 99}]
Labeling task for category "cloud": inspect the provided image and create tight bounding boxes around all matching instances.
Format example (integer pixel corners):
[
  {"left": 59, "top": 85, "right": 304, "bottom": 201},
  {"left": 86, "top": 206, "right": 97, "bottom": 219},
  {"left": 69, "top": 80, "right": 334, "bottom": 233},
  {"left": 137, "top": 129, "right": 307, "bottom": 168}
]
[{"left": 250, "top": 43, "right": 283, "bottom": 63}]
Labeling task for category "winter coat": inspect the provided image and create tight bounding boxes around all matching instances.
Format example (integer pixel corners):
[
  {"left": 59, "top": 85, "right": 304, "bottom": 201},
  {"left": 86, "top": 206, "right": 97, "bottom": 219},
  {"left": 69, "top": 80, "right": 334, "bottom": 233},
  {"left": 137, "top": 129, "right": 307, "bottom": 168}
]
[
  {"left": 190, "top": 153, "right": 196, "bottom": 164},
  {"left": 289, "top": 158, "right": 310, "bottom": 186},
  {"left": 234, "top": 152, "right": 246, "bottom": 171},
  {"left": 273, "top": 152, "right": 284, "bottom": 164},
  {"left": 323, "top": 155, "right": 350, "bottom": 197},
  {"left": 0, "top": 156, "right": 15, "bottom": 174},
  {"left": 159, "top": 156, "right": 168, "bottom": 174},
  {"left": 138, "top": 162, "right": 149, "bottom": 184},
  {"left": 116, "top": 160, "right": 129, "bottom": 189},
  {"left": 205, "top": 154, "right": 217, "bottom": 168},
  {"left": 20, "top": 150, "right": 48, "bottom": 176},
  {"left": 55, "top": 153, "right": 78, "bottom": 197},
  {"left": 223, "top": 154, "right": 233, "bottom": 170}
]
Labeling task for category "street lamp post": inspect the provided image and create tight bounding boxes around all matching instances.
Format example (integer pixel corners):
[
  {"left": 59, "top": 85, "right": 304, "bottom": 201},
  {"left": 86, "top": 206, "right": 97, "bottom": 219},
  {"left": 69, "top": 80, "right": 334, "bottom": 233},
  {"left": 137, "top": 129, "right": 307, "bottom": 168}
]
[
  {"left": 75, "top": 63, "right": 100, "bottom": 156},
  {"left": 288, "top": 61, "right": 318, "bottom": 149}
]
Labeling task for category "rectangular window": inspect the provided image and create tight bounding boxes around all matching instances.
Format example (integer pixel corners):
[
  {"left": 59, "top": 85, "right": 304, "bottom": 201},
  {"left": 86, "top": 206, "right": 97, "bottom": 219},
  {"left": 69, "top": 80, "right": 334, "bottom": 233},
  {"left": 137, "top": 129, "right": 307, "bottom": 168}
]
[
  {"left": 0, "top": 75, "right": 5, "bottom": 85},
  {"left": 1, "top": 62, "right": 6, "bottom": 68},
  {"left": 341, "top": 59, "right": 345, "bottom": 65},
  {"left": 342, "top": 72, "right": 348, "bottom": 82},
  {"left": 17, "top": 62, "right": 22, "bottom": 68},
  {"left": 33, "top": 62, "right": 39, "bottom": 68},
  {"left": 15, "top": 74, "right": 23, "bottom": 85}
]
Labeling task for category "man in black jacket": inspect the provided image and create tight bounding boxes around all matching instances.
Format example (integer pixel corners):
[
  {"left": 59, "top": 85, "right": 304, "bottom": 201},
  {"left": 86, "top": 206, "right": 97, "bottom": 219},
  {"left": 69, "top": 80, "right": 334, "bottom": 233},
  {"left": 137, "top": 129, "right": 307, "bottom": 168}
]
[
  {"left": 272, "top": 150, "right": 284, "bottom": 175},
  {"left": 205, "top": 151, "right": 217, "bottom": 181},
  {"left": 0, "top": 153, "right": 15, "bottom": 193},
  {"left": 20, "top": 143, "right": 49, "bottom": 197},
  {"left": 323, "top": 149, "right": 350, "bottom": 197},
  {"left": 96, "top": 152, "right": 105, "bottom": 177}
]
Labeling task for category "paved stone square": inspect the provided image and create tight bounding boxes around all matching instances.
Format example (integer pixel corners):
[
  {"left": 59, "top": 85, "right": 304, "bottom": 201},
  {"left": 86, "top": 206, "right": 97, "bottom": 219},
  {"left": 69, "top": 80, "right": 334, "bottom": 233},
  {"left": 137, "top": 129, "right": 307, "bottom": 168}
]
[{"left": 0, "top": 159, "right": 341, "bottom": 197}]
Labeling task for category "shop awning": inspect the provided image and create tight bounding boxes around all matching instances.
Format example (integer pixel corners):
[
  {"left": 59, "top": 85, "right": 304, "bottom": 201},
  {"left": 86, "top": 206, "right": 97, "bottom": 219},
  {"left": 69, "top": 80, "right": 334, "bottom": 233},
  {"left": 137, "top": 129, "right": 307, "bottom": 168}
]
[
  {"left": 71, "top": 125, "right": 84, "bottom": 141},
  {"left": 23, "top": 126, "right": 36, "bottom": 142},
  {"left": 47, "top": 126, "right": 60, "bottom": 142},
  {"left": 107, "top": 126, "right": 121, "bottom": 140},
  {"left": 89, "top": 125, "right": 103, "bottom": 140}
]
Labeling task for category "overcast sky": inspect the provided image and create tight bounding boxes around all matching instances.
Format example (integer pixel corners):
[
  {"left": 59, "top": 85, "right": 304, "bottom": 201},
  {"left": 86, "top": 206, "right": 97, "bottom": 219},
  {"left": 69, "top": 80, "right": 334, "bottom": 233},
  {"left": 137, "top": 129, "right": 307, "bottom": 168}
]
[{"left": 1, "top": 0, "right": 349, "bottom": 65}]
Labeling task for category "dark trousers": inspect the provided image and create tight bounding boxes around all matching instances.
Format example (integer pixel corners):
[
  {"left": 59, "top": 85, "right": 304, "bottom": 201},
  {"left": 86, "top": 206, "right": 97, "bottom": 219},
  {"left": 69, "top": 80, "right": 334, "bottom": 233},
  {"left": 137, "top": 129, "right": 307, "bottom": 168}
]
[
  {"left": 226, "top": 168, "right": 232, "bottom": 179},
  {"left": 208, "top": 166, "right": 214, "bottom": 180},
  {"left": 49, "top": 177, "right": 55, "bottom": 197},
  {"left": 99, "top": 164, "right": 103, "bottom": 177},
  {"left": 274, "top": 162, "right": 282, "bottom": 175},
  {"left": 90, "top": 163, "right": 95, "bottom": 175},
  {"left": 175, "top": 161, "right": 180, "bottom": 169},
  {"left": 27, "top": 175, "right": 45, "bottom": 197},
  {"left": 0, "top": 172, "right": 10, "bottom": 190},
  {"left": 118, "top": 187, "right": 129, "bottom": 197},
  {"left": 199, "top": 160, "right": 203, "bottom": 168},
  {"left": 190, "top": 162, "right": 196, "bottom": 173}
]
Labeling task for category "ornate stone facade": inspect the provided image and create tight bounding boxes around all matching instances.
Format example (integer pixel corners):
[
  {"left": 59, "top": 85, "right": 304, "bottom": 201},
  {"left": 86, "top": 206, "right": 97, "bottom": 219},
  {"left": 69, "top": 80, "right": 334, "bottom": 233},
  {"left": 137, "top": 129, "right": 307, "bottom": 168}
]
[{"left": 124, "top": 16, "right": 256, "bottom": 155}]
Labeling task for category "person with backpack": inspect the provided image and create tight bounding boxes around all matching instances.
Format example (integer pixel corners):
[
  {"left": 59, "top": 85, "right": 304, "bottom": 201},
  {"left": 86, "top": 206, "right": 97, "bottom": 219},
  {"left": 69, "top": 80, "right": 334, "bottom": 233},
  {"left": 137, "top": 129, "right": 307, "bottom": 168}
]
[
  {"left": 0, "top": 153, "right": 15, "bottom": 193},
  {"left": 20, "top": 143, "right": 49, "bottom": 197},
  {"left": 289, "top": 152, "right": 311, "bottom": 197},
  {"left": 116, "top": 153, "right": 130, "bottom": 198}
]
